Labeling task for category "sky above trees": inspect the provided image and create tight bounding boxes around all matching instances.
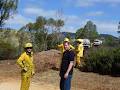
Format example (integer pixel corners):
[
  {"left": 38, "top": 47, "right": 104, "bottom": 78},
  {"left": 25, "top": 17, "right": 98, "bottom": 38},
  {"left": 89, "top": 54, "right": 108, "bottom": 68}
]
[{"left": 5, "top": 0, "right": 120, "bottom": 37}]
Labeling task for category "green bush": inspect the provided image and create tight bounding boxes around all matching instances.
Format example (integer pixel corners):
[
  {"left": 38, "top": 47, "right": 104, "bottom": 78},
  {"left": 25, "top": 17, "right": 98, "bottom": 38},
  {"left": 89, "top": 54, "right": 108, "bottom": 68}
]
[
  {"left": 111, "top": 47, "right": 120, "bottom": 75},
  {"left": 83, "top": 47, "right": 114, "bottom": 74},
  {"left": 0, "top": 40, "right": 18, "bottom": 60}
]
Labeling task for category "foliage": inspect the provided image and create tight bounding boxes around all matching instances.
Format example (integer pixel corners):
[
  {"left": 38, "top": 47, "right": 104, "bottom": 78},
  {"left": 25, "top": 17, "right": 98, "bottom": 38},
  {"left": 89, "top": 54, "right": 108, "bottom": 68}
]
[
  {"left": 118, "top": 21, "right": 120, "bottom": 39},
  {"left": 76, "top": 21, "right": 99, "bottom": 41},
  {"left": 82, "top": 47, "right": 119, "bottom": 75},
  {"left": 47, "top": 33, "right": 62, "bottom": 50},
  {"left": 17, "top": 16, "right": 64, "bottom": 52},
  {"left": 17, "top": 28, "right": 31, "bottom": 54},
  {"left": 103, "top": 35, "right": 119, "bottom": 47},
  {"left": 111, "top": 47, "right": 120, "bottom": 75},
  {"left": 0, "top": 39, "right": 18, "bottom": 60},
  {"left": 66, "top": 32, "right": 71, "bottom": 40},
  {"left": 0, "top": 0, "right": 18, "bottom": 27}
]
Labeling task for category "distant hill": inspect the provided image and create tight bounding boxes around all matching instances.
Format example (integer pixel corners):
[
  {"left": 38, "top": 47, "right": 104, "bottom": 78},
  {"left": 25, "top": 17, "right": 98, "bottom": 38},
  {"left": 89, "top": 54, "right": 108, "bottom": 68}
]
[
  {"left": 61, "top": 32, "right": 119, "bottom": 40},
  {"left": 99, "top": 34, "right": 119, "bottom": 40},
  {"left": 61, "top": 32, "right": 75, "bottom": 38}
]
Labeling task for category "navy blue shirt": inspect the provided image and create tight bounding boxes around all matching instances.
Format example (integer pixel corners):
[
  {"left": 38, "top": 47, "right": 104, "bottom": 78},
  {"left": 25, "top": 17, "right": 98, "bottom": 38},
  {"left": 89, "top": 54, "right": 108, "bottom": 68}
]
[{"left": 60, "top": 49, "right": 75, "bottom": 77}]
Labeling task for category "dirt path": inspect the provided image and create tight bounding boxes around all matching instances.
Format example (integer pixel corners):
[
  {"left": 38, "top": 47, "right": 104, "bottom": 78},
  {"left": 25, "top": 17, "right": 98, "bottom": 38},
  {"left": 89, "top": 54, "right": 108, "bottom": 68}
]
[
  {"left": 1, "top": 60, "right": 120, "bottom": 90},
  {"left": 0, "top": 61, "right": 59, "bottom": 90},
  {"left": 0, "top": 79, "right": 59, "bottom": 90}
]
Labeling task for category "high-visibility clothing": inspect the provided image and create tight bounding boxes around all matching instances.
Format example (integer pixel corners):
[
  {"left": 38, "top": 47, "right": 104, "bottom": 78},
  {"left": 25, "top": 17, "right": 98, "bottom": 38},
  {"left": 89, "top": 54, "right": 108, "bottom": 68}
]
[
  {"left": 64, "top": 38, "right": 70, "bottom": 42},
  {"left": 76, "top": 39, "right": 83, "bottom": 43},
  {"left": 75, "top": 43, "right": 84, "bottom": 66},
  {"left": 75, "top": 44, "right": 84, "bottom": 57},
  {"left": 17, "top": 52, "right": 35, "bottom": 90},
  {"left": 24, "top": 43, "right": 32, "bottom": 48}
]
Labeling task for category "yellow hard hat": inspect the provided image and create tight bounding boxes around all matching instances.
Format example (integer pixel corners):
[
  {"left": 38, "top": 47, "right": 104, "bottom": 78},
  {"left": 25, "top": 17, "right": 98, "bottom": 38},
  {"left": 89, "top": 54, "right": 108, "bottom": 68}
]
[
  {"left": 24, "top": 43, "right": 33, "bottom": 48},
  {"left": 64, "top": 38, "right": 70, "bottom": 42},
  {"left": 76, "top": 39, "right": 83, "bottom": 43}
]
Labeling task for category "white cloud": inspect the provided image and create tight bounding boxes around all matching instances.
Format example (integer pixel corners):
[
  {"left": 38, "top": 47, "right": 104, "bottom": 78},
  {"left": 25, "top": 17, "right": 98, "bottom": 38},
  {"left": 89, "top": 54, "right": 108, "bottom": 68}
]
[
  {"left": 66, "top": 0, "right": 120, "bottom": 7},
  {"left": 64, "top": 15, "right": 81, "bottom": 25},
  {"left": 5, "top": 6, "right": 118, "bottom": 37},
  {"left": 76, "top": 0, "right": 95, "bottom": 7},
  {"left": 102, "top": 0, "right": 120, "bottom": 3},
  {"left": 63, "top": 15, "right": 118, "bottom": 37},
  {"left": 95, "top": 21, "right": 118, "bottom": 36},
  {"left": 87, "top": 11, "right": 104, "bottom": 16},
  {"left": 24, "top": 7, "right": 56, "bottom": 18},
  {"left": 5, "top": 14, "right": 33, "bottom": 28},
  {"left": 62, "top": 26, "right": 76, "bottom": 33}
]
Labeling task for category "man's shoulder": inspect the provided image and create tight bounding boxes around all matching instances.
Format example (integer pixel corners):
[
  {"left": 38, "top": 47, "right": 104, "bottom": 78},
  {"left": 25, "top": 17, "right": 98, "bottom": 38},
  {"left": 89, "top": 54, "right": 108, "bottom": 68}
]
[
  {"left": 69, "top": 49, "right": 75, "bottom": 55},
  {"left": 19, "top": 52, "right": 25, "bottom": 56},
  {"left": 21, "top": 52, "right": 27, "bottom": 56}
]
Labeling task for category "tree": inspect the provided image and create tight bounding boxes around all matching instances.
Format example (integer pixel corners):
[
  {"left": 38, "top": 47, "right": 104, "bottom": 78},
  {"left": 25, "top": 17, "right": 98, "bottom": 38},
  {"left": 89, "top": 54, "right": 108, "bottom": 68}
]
[
  {"left": 46, "top": 18, "right": 64, "bottom": 48},
  {"left": 0, "top": 0, "right": 18, "bottom": 27},
  {"left": 76, "top": 28, "right": 86, "bottom": 39},
  {"left": 118, "top": 21, "right": 120, "bottom": 42},
  {"left": 18, "top": 16, "right": 64, "bottom": 51},
  {"left": 25, "top": 22, "right": 35, "bottom": 43},
  {"left": 33, "top": 16, "right": 48, "bottom": 51},
  {"left": 66, "top": 32, "right": 71, "bottom": 40},
  {"left": 17, "top": 26, "right": 31, "bottom": 54},
  {"left": 84, "top": 21, "right": 98, "bottom": 41},
  {"left": 54, "top": 19, "right": 64, "bottom": 44},
  {"left": 75, "top": 21, "right": 99, "bottom": 41}
]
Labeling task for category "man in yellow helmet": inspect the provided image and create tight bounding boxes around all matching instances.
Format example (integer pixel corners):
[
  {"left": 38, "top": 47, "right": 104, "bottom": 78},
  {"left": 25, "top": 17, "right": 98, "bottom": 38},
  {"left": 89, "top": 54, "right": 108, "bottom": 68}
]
[
  {"left": 17, "top": 43, "right": 35, "bottom": 90},
  {"left": 58, "top": 38, "right": 75, "bottom": 54},
  {"left": 75, "top": 39, "right": 84, "bottom": 68}
]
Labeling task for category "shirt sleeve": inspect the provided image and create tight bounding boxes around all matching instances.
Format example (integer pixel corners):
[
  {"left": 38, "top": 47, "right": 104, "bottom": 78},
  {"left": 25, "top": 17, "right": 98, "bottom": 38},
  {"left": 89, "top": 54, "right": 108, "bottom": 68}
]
[
  {"left": 69, "top": 51, "right": 75, "bottom": 61},
  {"left": 16, "top": 53, "right": 25, "bottom": 68},
  {"left": 70, "top": 45, "right": 75, "bottom": 50},
  {"left": 58, "top": 44, "right": 63, "bottom": 48}
]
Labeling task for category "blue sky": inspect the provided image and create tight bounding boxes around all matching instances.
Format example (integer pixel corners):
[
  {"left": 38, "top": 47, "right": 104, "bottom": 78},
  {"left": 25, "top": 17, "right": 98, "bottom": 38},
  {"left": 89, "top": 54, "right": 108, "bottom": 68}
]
[{"left": 5, "top": 0, "right": 120, "bottom": 37}]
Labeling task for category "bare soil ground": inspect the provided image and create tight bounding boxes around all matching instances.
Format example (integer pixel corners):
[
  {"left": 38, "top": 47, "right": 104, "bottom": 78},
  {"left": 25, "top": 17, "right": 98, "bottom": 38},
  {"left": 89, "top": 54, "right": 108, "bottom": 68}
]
[{"left": 0, "top": 50, "right": 120, "bottom": 90}]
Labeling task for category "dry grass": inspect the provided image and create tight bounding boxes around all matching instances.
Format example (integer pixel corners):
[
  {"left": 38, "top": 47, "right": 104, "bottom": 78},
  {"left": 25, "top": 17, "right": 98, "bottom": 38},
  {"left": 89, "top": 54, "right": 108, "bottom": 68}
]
[
  {"left": 0, "top": 50, "right": 120, "bottom": 90},
  {"left": 34, "top": 49, "right": 61, "bottom": 72}
]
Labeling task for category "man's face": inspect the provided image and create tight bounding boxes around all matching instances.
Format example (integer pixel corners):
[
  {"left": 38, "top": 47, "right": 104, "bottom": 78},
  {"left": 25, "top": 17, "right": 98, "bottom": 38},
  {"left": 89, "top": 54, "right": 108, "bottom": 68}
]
[
  {"left": 64, "top": 42, "right": 70, "bottom": 50},
  {"left": 26, "top": 47, "right": 32, "bottom": 53}
]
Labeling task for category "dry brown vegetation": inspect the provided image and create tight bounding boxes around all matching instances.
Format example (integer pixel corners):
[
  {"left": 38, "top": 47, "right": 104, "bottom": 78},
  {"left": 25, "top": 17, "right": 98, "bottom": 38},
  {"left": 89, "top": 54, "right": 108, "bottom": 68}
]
[{"left": 0, "top": 50, "right": 120, "bottom": 90}]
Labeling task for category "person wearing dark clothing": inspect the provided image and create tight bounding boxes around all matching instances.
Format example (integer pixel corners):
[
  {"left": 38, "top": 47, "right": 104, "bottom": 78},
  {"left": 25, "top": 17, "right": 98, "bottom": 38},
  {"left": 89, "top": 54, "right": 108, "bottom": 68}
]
[{"left": 60, "top": 41, "right": 75, "bottom": 90}]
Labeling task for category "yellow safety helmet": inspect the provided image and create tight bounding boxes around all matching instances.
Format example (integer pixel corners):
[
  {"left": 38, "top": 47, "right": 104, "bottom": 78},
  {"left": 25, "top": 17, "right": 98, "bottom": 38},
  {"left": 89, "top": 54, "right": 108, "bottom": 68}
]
[
  {"left": 24, "top": 43, "right": 33, "bottom": 48},
  {"left": 76, "top": 39, "right": 83, "bottom": 43},
  {"left": 64, "top": 38, "right": 70, "bottom": 42}
]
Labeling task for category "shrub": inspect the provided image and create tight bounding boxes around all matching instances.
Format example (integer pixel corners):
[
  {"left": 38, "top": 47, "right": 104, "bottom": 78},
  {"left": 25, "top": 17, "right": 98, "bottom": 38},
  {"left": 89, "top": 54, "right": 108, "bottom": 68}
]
[
  {"left": 34, "top": 50, "right": 61, "bottom": 72},
  {"left": 0, "top": 40, "right": 18, "bottom": 60},
  {"left": 111, "top": 47, "right": 120, "bottom": 75},
  {"left": 83, "top": 47, "right": 114, "bottom": 74}
]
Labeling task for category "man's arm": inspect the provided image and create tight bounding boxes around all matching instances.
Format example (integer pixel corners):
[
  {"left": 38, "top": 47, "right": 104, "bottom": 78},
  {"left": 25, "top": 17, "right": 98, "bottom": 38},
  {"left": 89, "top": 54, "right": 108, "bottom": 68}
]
[
  {"left": 17, "top": 54, "right": 24, "bottom": 69},
  {"left": 58, "top": 44, "right": 63, "bottom": 48},
  {"left": 70, "top": 45, "right": 75, "bottom": 50},
  {"left": 64, "top": 61, "right": 74, "bottom": 79}
]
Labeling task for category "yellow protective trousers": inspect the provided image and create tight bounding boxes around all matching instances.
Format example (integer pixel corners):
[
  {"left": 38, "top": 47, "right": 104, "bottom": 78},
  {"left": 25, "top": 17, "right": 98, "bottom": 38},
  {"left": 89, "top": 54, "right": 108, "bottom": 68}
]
[
  {"left": 21, "top": 74, "right": 31, "bottom": 90},
  {"left": 17, "top": 52, "right": 35, "bottom": 90},
  {"left": 76, "top": 55, "right": 81, "bottom": 67},
  {"left": 75, "top": 44, "right": 84, "bottom": 67}
]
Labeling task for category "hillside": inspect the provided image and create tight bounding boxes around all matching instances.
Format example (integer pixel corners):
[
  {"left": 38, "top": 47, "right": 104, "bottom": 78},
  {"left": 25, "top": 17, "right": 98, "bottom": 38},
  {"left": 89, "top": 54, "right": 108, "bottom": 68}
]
[
  {"left": 99, "top": 34, "right": 119, "bottom": 40},
  {"left": 62, "top": 32, "right": 75, "bottom": 39}
]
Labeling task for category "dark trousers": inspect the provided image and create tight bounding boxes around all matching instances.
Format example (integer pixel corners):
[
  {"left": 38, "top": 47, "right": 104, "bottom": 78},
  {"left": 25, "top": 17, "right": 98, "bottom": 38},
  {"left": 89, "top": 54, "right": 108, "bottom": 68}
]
[{"left": 60, "top": 75, "right": 72, "bottom": 90}]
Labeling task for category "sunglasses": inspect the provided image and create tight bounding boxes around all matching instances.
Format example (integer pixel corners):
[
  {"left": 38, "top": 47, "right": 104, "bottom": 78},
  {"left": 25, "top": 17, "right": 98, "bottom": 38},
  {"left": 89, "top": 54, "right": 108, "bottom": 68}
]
[{"left": 26, "top": 47, "right": 32, "bottom": 49}]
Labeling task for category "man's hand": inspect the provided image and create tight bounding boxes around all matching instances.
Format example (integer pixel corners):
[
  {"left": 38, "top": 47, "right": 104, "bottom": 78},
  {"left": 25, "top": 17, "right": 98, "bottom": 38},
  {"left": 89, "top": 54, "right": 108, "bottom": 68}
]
[
  {"left": 32, "top": 71, "right": 35, "bottom": 76},
  {"left": 23, "top": 67, "right": 28, "bottom": 72},
  {"left": 64, "top": 72, "right": 69, "bottom": 79}
]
